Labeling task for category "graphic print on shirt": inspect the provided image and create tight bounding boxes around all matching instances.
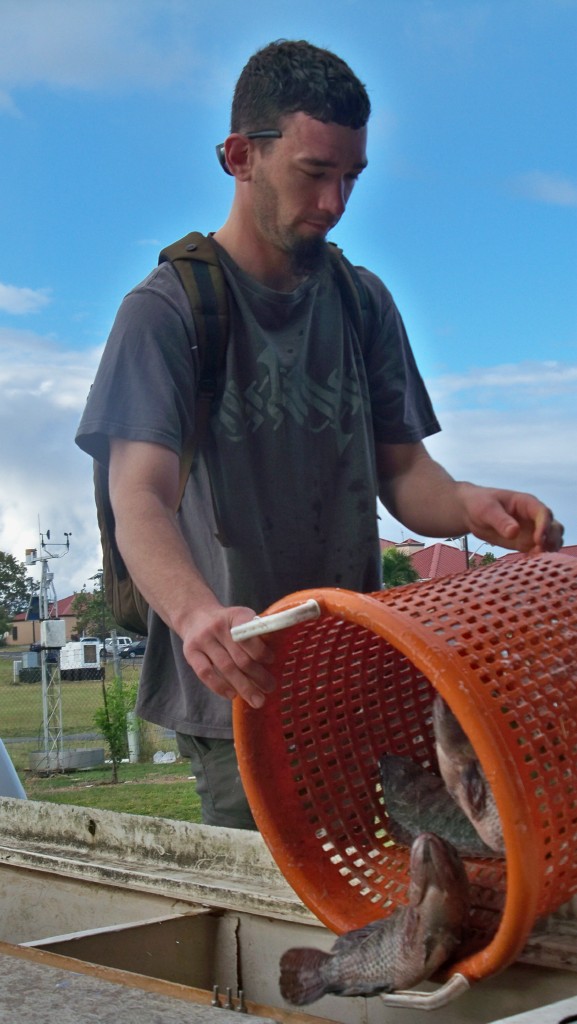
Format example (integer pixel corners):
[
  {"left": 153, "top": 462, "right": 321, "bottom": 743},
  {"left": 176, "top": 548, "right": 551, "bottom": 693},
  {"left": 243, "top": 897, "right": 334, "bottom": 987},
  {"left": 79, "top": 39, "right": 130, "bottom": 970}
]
[{"left": 213, "top": 344, "right": 367, "bottom": 456}]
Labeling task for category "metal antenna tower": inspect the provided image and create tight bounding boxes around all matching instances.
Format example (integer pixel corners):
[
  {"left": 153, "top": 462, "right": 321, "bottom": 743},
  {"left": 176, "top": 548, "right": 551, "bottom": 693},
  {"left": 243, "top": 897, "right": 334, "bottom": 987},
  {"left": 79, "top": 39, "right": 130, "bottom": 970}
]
[{"left": 27, "top": 527, "right": 71, "bottom": 771}]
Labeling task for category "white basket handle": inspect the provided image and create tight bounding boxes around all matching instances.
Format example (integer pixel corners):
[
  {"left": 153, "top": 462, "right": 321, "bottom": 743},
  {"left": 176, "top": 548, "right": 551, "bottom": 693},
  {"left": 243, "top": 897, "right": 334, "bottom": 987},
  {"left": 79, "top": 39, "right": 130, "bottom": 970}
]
[
  {"left": 230, "top": 599, "right": 321, "bottom": 642},
  {"left": 380, "top": 974, "right": 470, "bottom": 1009}
]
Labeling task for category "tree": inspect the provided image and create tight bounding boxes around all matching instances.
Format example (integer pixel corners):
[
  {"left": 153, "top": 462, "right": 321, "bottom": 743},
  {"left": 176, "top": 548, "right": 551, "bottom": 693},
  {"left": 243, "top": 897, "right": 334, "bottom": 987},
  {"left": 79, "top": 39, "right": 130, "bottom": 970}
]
[
  {"left": 381, "top": 548, "right": 420, "bottom": 589},
  {"left": 0, "top": 551, "right": 32, "bottom": 617},
  {"left": 470, "top": 551, "right": 496, "bottom": 570},
  {"left": 71, "top": 587, "right": 117, "bottom": 639},
  {"left": 0, "top": 607, "right": 11, "bottom": 643},
  {"left": 0, "top": 551, "right": 35, "bottom": 642}
]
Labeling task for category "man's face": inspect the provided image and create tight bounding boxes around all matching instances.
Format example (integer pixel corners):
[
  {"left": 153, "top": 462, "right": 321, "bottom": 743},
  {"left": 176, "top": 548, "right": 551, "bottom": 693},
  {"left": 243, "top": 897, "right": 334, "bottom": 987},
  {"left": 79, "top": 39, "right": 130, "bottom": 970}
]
[{"left": 248, "top": 112, "right": 368, "bottom": 273}]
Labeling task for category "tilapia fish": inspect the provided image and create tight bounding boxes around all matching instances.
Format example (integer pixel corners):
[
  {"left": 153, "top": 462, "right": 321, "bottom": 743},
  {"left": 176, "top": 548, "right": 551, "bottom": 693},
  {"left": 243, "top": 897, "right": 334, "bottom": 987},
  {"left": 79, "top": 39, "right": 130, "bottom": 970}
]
[
  {"left": 432, "top": 694, "right": 505, "bottom": 856},
  {"left": 279, "top": 832, "right": 469, "bottom": 1006},
  {"left": 380, "top": 753, "right": 498, "bottom": 858}
]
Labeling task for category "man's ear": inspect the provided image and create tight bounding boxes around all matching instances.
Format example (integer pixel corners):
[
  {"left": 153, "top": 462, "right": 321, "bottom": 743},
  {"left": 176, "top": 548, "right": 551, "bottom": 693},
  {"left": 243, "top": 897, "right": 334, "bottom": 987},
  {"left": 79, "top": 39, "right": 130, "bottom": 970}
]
[{"left": 222, "top": 134, "right": 254, "bottom": 180}]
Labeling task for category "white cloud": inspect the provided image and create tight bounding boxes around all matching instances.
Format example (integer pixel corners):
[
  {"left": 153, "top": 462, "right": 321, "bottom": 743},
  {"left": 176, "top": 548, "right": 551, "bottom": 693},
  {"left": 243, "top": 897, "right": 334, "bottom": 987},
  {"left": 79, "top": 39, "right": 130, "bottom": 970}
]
[
  {"left": 382, "top": 363, "right": 577, "bottom": 550},
  {"left": 0, "top": 327, "right": 102, "bottom": 597},
  {"left": 0, "top": 89, "right": 20, "bottom": 116},
  {"left": 0, "top": 283, "right": 52, "bottom": 315},
  {"left": 429, "top": 360, "right": 577, "bottom": 405},
  {"left": 405, "top": 2, "right": 491, "bottom": 64},
  {"left": 381, "top": 400, "right": 576, "bottom": 552},
  {"left": 425, "top": 362, "right": 577, "bottom": 532},
  {"left": 0, "top": 0, "right": 212, "bottom": 96},
  {"left": 507, "top": 171, "right": 577, "bottom": 208}
]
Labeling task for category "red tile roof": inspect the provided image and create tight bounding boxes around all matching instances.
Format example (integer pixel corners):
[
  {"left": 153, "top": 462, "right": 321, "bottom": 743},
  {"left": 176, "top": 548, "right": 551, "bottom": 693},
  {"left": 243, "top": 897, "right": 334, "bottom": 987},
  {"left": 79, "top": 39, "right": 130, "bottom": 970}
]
[
  {"left": 379, "top": 541, "right": 576, "bottom": 581},
  {"left": 410, "top": 543, "right": 470, "bottom": 580},
  {"left": 12, "top": 593, "right": 78, "bottom": 622},
  {"left": 55, "top": 594, "right": 77, "bottom": 616},
  {"left": 379, "top": 537, "right": 424, "bottom": 553},
  {"left": 407, "top": 540, "right": 573, "bottom": 581},
  {"left": 379, "top": 538, "right": 397, "bottom": 552}
]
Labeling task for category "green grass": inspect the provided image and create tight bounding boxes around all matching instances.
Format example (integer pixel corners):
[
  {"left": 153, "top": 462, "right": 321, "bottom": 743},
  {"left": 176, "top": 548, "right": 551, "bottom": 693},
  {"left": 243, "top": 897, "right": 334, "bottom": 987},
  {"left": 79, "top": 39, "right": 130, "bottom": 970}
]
[
  {"left": 0, "top": 655, "right": 142, "bottom": 735},
  {"left": 2, "top": 680, "right": 105, "bottom": 737},
  {"left": 1, "top": 651, "right": 201, "bottom": 823},
  {"left": 23, "top": 760, "right": 202, "bottom": 822}
]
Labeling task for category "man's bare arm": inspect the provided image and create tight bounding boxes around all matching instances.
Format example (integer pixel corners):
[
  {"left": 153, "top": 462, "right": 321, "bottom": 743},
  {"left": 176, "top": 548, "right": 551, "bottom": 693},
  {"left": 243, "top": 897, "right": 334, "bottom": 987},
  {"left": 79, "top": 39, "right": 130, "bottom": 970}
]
[
  {"left": 108, "top": 438, "right": 275, "bottom": 707},
  {"left": 376, "top": 441, "right": 563, "bottom": 553}
]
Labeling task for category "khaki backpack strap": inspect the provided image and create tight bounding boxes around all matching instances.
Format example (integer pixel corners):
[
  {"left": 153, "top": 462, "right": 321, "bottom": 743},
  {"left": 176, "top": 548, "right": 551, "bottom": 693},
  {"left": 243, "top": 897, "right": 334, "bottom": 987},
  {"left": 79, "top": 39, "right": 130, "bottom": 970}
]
[
  {"left": 327, "top": 242, "right": 368, "bottom": 343},
  {"left": 159, "top": 232, "right": 230, "bottom": 544},
  {"left": 159, "top": 231, "right": 228, "bottom": 386}
]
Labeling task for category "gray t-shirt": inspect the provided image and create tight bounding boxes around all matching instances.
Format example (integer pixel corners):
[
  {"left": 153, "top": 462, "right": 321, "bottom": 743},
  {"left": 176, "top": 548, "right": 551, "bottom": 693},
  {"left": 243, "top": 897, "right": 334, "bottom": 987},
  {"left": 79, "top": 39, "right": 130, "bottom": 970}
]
[{"left": 76, "top": 245, "right": 440, "bottom": 738}]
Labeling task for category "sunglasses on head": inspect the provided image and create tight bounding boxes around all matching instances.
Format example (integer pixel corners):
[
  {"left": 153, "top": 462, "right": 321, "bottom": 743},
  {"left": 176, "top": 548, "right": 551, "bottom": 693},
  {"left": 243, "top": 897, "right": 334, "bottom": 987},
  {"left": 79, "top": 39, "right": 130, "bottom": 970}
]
[{"left": 215, "top": 130, "right": 283, "bottom": 175}]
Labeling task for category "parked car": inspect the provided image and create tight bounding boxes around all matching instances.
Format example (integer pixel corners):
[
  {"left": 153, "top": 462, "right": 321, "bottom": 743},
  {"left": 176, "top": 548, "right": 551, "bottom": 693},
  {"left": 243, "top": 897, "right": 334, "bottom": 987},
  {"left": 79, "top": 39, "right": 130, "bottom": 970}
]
[
  {"left": 104, "top": 636, "right": 132, "bottom": 655},
  {"left": 120, "top": 639, "right": 147, "bottom": 659}
]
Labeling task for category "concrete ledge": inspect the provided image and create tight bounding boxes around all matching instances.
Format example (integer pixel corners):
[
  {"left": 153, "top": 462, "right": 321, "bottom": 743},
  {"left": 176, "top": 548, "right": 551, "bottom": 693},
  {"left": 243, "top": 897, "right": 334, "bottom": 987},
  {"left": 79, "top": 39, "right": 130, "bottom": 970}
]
[{"left": 0, "top": 797, "right": 314, "bottom": 922}]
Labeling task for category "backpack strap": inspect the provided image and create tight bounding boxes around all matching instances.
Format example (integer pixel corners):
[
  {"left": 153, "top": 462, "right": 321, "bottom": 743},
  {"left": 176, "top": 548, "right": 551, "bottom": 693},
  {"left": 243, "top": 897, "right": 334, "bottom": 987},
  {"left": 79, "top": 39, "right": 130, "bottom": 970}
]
[
  {"left": 158, "top": 231, "right": 230, "bottom": 543},
  {"left": 159, "top": 232, "right": 228, "bottom": 391},
  {"left": 327, "top": 242, "right": 370, "bottom": 344}
]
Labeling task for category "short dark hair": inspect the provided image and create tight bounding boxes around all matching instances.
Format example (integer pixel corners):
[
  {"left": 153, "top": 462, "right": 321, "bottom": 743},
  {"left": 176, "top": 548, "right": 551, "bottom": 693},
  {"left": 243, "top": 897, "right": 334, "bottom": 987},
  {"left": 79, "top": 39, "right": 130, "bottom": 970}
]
[{"left": 231, "top": 39, "right": 371, "bottom": 133}]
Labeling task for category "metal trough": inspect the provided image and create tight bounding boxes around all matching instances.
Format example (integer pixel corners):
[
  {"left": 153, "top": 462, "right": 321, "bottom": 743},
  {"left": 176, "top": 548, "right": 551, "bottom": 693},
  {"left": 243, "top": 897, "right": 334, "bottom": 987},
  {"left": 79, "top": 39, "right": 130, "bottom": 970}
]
[{"left": 0, "top": 797, "right": 576, "bottom": 1023}]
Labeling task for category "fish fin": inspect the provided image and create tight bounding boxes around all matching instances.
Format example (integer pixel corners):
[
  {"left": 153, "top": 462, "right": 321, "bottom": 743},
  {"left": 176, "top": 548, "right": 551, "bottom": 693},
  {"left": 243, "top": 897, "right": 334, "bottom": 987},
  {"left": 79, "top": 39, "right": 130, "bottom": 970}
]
[
  {"left": 385, "top": 812, "right": 416, "bottom": 847},
  {"left": 279, "top": 947, "right": 331, "bottom": 1006},
  {"left": 462, "top": 760, "right": 487, "bottom": 820},
  {"left": 331, "top": 917, "right": 392, "bottom": 953},
  {"left": 423, "top": 929, "right": 460, "bottom": 973}
]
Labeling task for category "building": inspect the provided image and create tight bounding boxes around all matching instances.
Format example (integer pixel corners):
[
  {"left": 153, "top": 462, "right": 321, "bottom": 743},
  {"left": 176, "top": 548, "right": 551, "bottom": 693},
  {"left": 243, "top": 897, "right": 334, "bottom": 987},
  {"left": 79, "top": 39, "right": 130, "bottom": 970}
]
[
  {"left": 381, "top": 538, "right": 577, "bottom": 583},
  {"left": 8, "top": 595, "right": 79, "bottom": 647}
]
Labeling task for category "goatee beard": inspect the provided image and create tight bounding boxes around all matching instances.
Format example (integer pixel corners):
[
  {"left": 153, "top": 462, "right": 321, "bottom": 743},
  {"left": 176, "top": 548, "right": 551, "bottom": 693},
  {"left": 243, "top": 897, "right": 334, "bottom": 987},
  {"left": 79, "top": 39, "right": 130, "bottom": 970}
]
[{"left": 288, "top": 235, "right": 329, "bottom": 276}]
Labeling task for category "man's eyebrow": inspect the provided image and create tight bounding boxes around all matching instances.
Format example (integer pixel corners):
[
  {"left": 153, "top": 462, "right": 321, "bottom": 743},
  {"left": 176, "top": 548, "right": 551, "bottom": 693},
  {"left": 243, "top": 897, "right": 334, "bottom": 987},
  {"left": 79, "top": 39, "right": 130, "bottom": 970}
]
[{"left": 299, "top": 156, "right": 368, "bottom": 171}]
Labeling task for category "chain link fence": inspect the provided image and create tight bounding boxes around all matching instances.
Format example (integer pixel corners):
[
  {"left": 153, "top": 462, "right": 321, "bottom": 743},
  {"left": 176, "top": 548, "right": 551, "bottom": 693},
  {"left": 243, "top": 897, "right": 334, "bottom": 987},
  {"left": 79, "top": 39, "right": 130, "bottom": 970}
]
[{"left": 0, "top": 649, "right": 178, "bottom": 778}]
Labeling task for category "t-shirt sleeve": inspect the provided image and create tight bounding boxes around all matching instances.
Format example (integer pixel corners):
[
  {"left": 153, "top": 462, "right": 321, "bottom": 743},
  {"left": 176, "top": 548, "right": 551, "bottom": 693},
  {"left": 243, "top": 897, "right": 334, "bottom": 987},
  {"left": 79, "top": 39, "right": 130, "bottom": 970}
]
[
  {"left": 357, "top": 267, "right": 441, "bottom": 444},
  {"left": 75, "top": 264, "right": 199, "bottom": 466}
]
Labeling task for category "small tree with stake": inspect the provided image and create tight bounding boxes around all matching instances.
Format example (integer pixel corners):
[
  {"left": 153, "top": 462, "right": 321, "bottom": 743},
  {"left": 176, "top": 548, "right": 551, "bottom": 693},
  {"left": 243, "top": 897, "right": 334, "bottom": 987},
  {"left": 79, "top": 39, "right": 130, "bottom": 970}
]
[{"left": 94, "top": 679, "right": 137, "bottom": 783}]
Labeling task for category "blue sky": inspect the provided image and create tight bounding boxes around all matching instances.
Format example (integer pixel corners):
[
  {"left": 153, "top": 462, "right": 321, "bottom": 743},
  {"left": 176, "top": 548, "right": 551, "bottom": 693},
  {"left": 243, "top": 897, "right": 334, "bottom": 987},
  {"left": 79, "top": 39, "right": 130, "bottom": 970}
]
[{"left": 0, "top": 0, "right": 575, "bottom": 598}]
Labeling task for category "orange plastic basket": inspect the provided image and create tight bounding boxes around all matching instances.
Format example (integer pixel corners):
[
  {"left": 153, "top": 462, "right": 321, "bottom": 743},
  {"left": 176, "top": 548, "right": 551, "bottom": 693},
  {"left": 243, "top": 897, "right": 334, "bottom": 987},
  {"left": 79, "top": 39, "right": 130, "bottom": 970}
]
[{"left": 233, "top": 552, "right": 577, "bottom": 991}]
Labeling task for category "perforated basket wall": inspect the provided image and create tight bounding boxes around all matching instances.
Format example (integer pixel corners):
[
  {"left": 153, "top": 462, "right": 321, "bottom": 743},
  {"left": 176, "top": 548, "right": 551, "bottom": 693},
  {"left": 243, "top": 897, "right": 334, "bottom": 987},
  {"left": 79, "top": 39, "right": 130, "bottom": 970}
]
[{"left": 233, "top": 552, "right": 577, "bottom": 984}]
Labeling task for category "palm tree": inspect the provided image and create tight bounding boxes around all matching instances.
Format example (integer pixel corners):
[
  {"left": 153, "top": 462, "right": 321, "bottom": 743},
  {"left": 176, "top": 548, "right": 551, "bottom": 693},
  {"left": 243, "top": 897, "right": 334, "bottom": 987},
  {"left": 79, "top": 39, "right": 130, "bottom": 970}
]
[{"left": 381, "top": 548, "right": 420, "bottom": 589}]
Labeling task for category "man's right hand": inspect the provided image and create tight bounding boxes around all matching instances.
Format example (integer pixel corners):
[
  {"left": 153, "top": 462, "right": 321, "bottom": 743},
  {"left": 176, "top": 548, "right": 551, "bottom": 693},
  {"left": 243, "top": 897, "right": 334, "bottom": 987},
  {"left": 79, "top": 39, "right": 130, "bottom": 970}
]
[{"left": 181, "top": 604, "right": 277, "bottom": 708}]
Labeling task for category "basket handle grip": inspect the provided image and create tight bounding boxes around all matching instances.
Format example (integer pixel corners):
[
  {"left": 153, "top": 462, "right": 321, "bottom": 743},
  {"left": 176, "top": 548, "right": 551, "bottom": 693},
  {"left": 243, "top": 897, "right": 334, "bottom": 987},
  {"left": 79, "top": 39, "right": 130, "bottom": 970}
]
[
  {"left": 230, "top": 599, "right": 321, "bottom": 641},
  {"left": 380, "top": 974, "right": 470, "bottom": 1009}
]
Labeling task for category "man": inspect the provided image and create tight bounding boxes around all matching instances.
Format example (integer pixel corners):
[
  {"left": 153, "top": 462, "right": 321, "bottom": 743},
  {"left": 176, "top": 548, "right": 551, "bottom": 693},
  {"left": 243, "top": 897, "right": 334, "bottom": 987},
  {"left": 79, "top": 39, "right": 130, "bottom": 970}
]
[{"left": 76, "top": 40, "right": 563, "bottom": 829}]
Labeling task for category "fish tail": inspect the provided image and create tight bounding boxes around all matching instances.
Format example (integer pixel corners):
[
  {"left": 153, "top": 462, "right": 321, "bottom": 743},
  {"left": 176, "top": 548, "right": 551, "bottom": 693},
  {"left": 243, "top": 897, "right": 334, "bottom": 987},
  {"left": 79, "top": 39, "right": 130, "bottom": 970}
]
[{"left": 279, "top": 947, "right": 332, "bottom": 1006}]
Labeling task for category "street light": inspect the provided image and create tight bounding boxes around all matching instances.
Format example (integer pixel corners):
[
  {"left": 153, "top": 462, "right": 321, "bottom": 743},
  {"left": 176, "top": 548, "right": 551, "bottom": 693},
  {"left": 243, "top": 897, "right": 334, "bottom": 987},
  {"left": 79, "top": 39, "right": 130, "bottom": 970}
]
[
  {"left": 445, "top": 536, "right": 494, "bottom": 570},
  {"left": 89, "top": 569, "right": 106, "bottom": 646}
]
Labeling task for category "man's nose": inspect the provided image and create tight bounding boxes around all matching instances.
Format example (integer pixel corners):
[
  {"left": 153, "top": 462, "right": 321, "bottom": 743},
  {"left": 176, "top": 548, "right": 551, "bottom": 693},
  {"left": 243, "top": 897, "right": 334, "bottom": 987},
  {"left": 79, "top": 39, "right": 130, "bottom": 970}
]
[{"left": 319, "top": 179, "right": 347, "bottom": 218}]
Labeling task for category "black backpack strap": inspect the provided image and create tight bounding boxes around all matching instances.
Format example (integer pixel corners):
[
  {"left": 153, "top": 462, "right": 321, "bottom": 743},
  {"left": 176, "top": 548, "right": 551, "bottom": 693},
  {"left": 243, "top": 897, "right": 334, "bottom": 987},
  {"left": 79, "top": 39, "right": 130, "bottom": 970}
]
[{"left": 158, "top": 232, "right": 230, "bottom": 544}]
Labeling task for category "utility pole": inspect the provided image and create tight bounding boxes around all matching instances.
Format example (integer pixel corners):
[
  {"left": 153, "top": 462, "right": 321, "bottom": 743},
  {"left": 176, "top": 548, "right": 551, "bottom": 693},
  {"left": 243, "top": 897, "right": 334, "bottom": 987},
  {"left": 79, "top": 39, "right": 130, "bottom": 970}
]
[
  {"left": 26, "top": 527, "right": 71, "bottom": 771},
  {"left": 445, "top": 534, "right": 470, "bottom": 570}
]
